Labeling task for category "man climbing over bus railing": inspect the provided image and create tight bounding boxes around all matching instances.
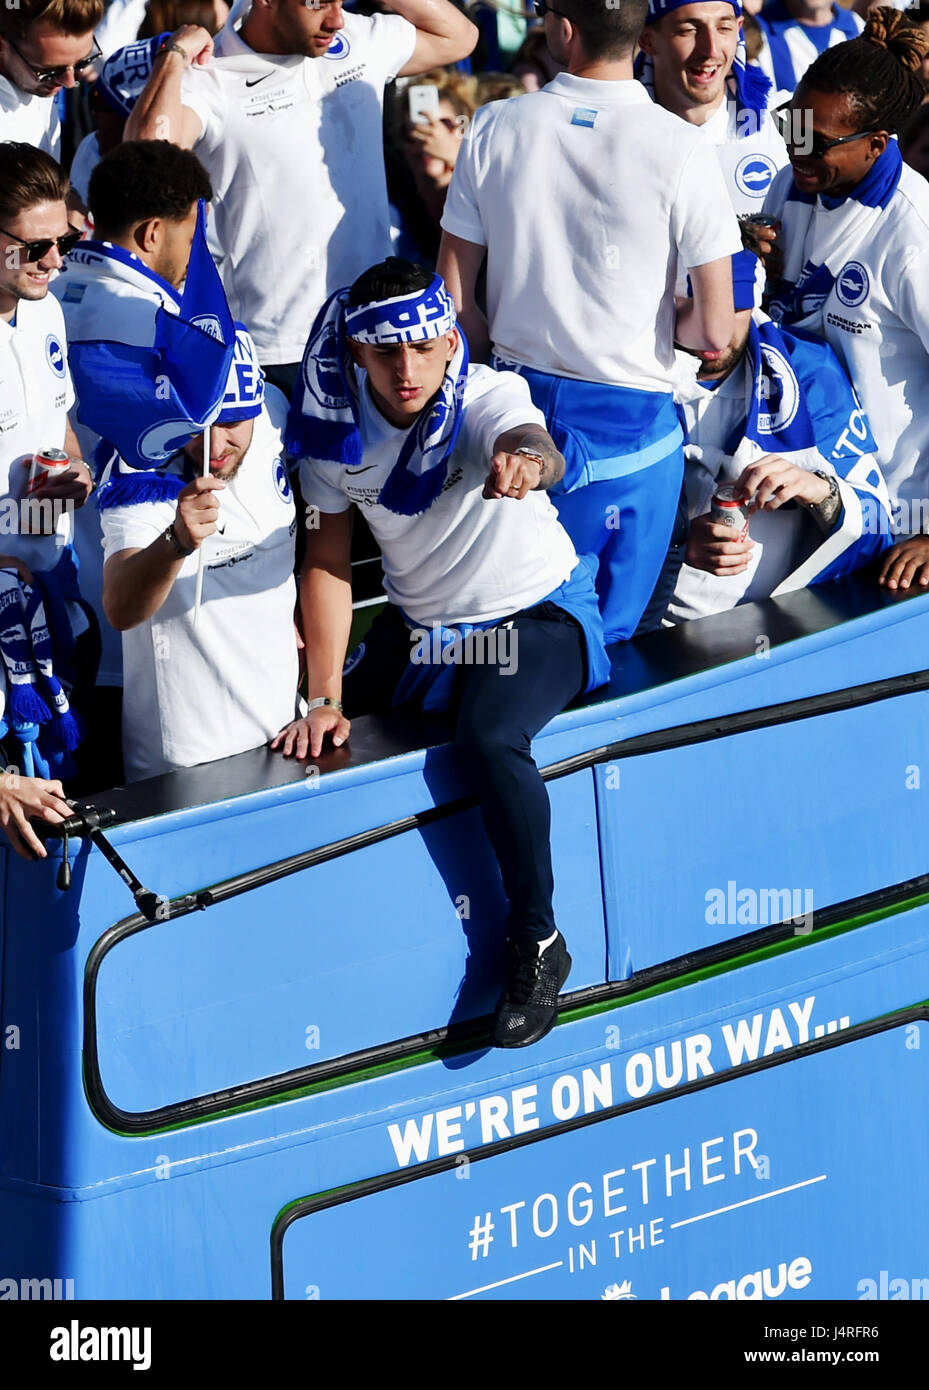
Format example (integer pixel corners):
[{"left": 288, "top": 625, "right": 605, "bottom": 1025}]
[{"left": 275, "top": 258, "right": 610, "bottom": 1049}]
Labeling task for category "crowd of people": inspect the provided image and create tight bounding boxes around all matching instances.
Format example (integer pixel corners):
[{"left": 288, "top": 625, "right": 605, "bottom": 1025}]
[{"left": 1, "top": 0, "right": 928, "bottom": 1045}]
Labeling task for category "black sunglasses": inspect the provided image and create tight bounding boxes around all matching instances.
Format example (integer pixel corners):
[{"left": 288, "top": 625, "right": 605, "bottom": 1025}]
[
  {"left": 533, "top": 1, "right": 571, "bottom": 17},
  {"left": 0, "top": 225, "right": 82, "bottom": 262},
  {"left": 5, "top": 34, "right": 100, "bottom": 85},
  {"left": 775, "top": 103, "right": 878, "bottom": 162}
]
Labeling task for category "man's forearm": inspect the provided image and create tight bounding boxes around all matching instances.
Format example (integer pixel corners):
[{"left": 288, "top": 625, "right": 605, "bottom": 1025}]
[
  {"left": 124, "top": 50, "right": 187, "bottom": 144},
  {"left": 300, "top": 564, "right": 353, "bottom": 700},
  {"left": 103, "top": 537, "right": 185, "bottom": 631}
]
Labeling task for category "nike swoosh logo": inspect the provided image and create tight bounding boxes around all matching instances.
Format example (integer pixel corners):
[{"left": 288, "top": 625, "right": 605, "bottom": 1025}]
[
  {"left": 216, "top": 524, "right": 226, "bottom": 534},
  {"left": 345, "top": 465, "right": 377, "bottom": 475},
  {"left": 245, "top": 73, "right": 273, "bottom": 87}
]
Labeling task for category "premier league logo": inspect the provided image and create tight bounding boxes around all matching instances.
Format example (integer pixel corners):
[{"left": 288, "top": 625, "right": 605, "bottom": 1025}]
[
  {"left": 734, "top": 153, "right": 777, "bottom": 200},
  {"left": 273, "top": 457, "right": 292, "bottom": 503},
  {"left": 756, "top": 344, "right": 800, "bottom": 435},
  {"left": 835, "top": 261, "right": 869, "bottom": 309},
  {"left": 323, "top": 33, "right": 350, "bottom": 59},
  {"left": 45, "top": 334, "right": 66, "bottom": 378}
]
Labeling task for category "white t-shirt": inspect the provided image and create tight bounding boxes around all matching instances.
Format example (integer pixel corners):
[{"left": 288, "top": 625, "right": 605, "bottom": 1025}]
[
  {"left": 0, "top": 73, "right": 60, "bottom": 157},
  {"left": 100, "top": 390, "right": 299, "bottom": 781},
  {"left": 0, "top": 293, "right": 75, "bottom": 574},
  {"left": 299, "top": 364, "right": 578, "bottom": 627},
  {"left": 764, "top": 160, "right": 929, "bottom": 522},
  {"left": 68, "top": 131, "right": 102, "bottom": 208},
  {"left": 95, "top": 0, "right": 149, "bottom": 56},
  {"left": 700, "top": 94, "right": 789, "bottom": 216},
  {"left": 181, "top": 8, "right": 417, "bottom": 365},
  {"left": 53, "top": 240, "right": 182, "bottom": 685},
  {"left": 668, "top": 94, "right": 788, "bottom": 304},
  {"left": 440, "top": 74, "right": 742, "bottom": 390}
]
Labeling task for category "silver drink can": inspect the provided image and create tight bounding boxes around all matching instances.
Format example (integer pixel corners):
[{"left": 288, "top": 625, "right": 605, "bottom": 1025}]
[{"left": 711, "top": 484, "right": 751, "bottom": 540}]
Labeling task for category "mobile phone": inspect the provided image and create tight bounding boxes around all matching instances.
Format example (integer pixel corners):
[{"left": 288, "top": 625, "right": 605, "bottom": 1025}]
[{"left": 408, "top": 84, "right": 440, "bottom": 125}]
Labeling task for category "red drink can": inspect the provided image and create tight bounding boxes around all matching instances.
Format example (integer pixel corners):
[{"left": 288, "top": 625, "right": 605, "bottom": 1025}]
[
  {"left": 711, "top": 484, "right": 752, "bottom": 540},
  {"left": 28, "top": 448, "right": 71, "bottom": 493}
]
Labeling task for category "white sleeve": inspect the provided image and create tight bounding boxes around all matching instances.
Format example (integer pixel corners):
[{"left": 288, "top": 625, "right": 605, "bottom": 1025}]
[
  {"left": 439, "top": 111, "right": 489, "bottom": 247},
  {"left": 457, "top": 367, "right": 546, "bottom": 464},
  {"left": 360, "top": 11, "right": 417, "bottom": 82},
  {"left": 893, "top": 247, "right": 929, "bottom": 358},
  {"left": 101, "top": 500, "right": 178, "bottom": 560},
  {"left": 672, "top": 140, "right": 743, "bottom": 269},
  {"left": 180, "top": 66, "right": 223, "bottom": 150},
  {"left": 299, "top": 458, "right": 352, "bottom": 515}
]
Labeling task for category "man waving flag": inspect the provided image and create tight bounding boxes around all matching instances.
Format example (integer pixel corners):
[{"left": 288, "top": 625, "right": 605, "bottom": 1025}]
[{"left": 68, "top": 201, "right": 234, "bottom": 473}]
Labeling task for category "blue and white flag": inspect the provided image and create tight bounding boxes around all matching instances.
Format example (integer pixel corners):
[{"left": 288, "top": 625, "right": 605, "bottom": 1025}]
[{"left": 69, "top": 201, "right": 235, "bottom": 471}]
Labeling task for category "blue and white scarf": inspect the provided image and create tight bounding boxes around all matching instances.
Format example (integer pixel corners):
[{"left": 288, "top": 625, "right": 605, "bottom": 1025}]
[
  {"left": 710, "top": 315, "right": 877, "bottom": 463},
  {"left": 638, "top": 0, "right": 771, "bottom": 133},
  {"left": 287, "top": 274, "right": 470, "bottom": 518},
  {"left": 97, "top": 34, "right": 171, "bottom": 118},
  {"left": 0, "top": 570, "right": 82, "bottom": 753}
]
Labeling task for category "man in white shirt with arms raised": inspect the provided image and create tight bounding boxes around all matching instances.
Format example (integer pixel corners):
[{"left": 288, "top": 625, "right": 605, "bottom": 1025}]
[
  {"left": 439, "top": 0, "right": 740, "bottom": 646},
  {"left": 125, "top": 0, "right": 477, "bottom": 393}
]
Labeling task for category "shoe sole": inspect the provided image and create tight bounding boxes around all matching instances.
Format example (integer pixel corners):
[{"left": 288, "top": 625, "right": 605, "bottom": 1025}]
[{"left": 494, "top": 950, "right": 573, "bottom": 1050}]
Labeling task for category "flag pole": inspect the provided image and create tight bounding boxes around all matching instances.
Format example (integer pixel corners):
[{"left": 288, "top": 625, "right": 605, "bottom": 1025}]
[{"left": 193, "top": 421, "right": 210, "bottom": 625}]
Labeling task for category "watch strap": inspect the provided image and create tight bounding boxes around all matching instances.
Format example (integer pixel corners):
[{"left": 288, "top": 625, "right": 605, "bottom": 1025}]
[
  {"left": 164, "top": 523, "right": 195, "bottom": 557},
  {"left": 306, "top": 696, "right": 343, "bottom": 714}
]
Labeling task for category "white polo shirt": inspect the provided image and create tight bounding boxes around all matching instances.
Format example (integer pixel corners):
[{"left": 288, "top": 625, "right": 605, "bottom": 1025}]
[
  {"left": 0, "top": 292, "right": 74, "bottom": 573},
  {"left": 300, "top": 364, "right": 578, "bottom": 628},
  {"left": 0, "top": 73, "right": 60, "bottom": 156},
  {"left": 764, "top": 160, "right": 929, "bottom": 523},
  {"left": 181, "top": 8, "right": 417, "bottom": 366},
  {"left": 54, "top": 241, "right": 182, "bottom": 685},
  {"left": 100, "top": 388, "right": 300, "bottom": 781},
  {"left": 440, "top": 74, "right": 742, "bottom": 390}
]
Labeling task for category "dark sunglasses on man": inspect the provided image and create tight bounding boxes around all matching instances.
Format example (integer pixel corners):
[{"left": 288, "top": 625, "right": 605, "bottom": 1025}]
[
  {"left": 774, "top": 101, "right": 878, "bottom": 162},
  {"left": 0, "top": 226, "right": 83, "bottom": 262},
  {"left": 5, "top": 34, "right": 100, "bottom": 85}
]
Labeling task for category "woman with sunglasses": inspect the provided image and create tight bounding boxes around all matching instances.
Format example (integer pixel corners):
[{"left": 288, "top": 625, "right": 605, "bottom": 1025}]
[{"left": 757, "top": 9, "right": 929, "bottom": 587}]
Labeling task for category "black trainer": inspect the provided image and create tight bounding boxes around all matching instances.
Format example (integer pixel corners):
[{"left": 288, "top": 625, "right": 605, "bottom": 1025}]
[{"left": 492, "top": 931, "right": 572, "bottom": 1049}]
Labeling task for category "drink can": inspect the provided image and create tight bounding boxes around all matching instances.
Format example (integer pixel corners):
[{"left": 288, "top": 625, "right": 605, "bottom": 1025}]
[
  {"left": 711, "top": 484, "right": 752, "bottom": 540},
  {"left": 28, "top": 448, "right": 71, "bottom": 493}
]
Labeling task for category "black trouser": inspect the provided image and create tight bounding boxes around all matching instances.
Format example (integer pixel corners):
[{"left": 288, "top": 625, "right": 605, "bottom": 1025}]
[{"left": 342, "top": 602, "right": 587, "bottom": 943}]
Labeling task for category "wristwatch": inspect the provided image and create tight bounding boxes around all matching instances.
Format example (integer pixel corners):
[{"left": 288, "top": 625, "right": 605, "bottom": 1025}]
[
  {"left": 163, "top": 523, "right": 195, "bottom": 557},
  {"left": 514, "top": 447, "right": 546, "bottom": 480},
  {"left": 807, "top": 469, "right": 842, "bottom": 531},
  {"left": 156, "top": 39, "right": 189, "bottom": 62},
  {"left": 306, "top": 697, "right": 343, "bottom": 714}
]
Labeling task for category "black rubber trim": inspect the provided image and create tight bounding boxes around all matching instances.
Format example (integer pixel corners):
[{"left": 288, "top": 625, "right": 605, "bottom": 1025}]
[
  {"left": 268, "top": 1003, "right": 929, "bottom": 1298},
  {"left": 82, "top": 668, "right": 929, "bottom": 1134}
]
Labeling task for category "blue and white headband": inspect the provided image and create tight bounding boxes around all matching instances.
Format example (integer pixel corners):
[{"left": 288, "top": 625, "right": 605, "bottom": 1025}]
[
  {"left": 641, "top": 0, "right": 771, "bottom": 130},
  {"left": 218, "top": 324, "right": 265, "bottom": 424},
  {"left": 343, "top": 275, "right": 457, "bottom": 345},
  {"left": 97, "top": 34, "right": 170, "bottom": 119},
  {"left": 288, "top": 274, "right": 468, "bottom": 517}
]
